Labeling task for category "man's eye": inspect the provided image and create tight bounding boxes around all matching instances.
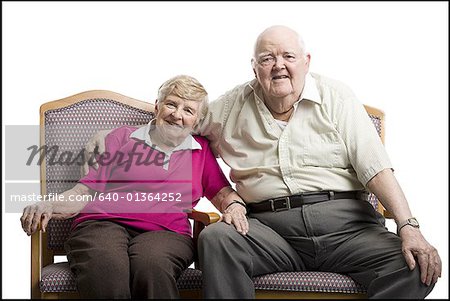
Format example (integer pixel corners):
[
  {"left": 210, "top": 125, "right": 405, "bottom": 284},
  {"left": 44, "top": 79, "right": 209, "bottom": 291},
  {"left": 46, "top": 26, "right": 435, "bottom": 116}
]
[
  {"left": 285, "top": 54, "right": 296, "bottom": 61},
  {"left": 261, "top": 57, "right": 273, "bottom": 62}
]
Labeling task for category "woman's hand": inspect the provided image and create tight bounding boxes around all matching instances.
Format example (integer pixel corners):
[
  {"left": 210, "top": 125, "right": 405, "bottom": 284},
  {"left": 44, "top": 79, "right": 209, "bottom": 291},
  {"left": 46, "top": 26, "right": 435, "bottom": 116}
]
[
  {"left": 20, "top": 184, "right": 92, "bottom": 235},
  {"left": 20, "top": 202, "right": 54, "bottom": 235}
]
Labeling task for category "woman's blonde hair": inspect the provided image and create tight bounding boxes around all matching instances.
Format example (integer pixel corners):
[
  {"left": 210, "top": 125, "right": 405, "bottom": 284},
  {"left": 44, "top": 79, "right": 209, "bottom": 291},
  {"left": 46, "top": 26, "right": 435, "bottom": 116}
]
[{"left": 157, "top": 75, "right": 209, "bottom": 122}]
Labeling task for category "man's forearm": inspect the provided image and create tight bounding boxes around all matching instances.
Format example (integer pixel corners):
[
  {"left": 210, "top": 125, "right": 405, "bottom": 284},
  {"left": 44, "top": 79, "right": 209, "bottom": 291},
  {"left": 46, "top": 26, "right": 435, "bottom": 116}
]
[
  {"left": 210, "top": 186, "right": 245, "bottom": 213},
  {"left": 366, "top": 168, "right": 413, "bottom": 224}
]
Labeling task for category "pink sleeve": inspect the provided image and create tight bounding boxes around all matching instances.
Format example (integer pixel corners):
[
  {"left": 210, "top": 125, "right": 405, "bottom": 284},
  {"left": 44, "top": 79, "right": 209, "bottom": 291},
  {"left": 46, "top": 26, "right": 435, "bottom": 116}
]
[{"left": 201, "top": 140, "right": 231, "bottom": 200}]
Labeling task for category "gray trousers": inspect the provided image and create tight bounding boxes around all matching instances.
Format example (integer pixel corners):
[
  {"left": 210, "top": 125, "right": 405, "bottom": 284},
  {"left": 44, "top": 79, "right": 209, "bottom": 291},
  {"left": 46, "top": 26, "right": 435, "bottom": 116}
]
[
  {"left": 198, "top": 198, "right": 434, "bottom": 299},
  {"left": 65, "top": 220, "right": 194, "bottom": 299}
]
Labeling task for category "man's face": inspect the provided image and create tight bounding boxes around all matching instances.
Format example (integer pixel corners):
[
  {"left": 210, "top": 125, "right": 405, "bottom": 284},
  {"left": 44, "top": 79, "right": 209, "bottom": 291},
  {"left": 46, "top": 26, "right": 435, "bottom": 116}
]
[{"left": 252, "top": 29, "right": 310, "bottom": 103}]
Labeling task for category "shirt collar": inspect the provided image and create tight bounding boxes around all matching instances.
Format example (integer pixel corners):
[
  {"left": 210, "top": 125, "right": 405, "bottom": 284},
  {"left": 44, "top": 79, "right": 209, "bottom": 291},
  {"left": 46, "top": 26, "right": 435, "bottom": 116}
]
[
  {"left": 129, "top": 119, "right": 202, "bottom": 154},
  {"left": 300, "top": 72, "right": 322, "bottom": 104}
]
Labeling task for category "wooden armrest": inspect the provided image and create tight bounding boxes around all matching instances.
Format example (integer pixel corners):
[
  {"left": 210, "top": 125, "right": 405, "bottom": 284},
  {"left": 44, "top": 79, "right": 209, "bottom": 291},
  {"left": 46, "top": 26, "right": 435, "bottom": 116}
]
[
  {"left": 383, "top": 209, "right": 394, "bottom": 219},
  {"left": 188, "top": 209, "right": 220, "bottom": 226},
  {"left": 188, "top": 209, "right": 220, "bottom": 269}
]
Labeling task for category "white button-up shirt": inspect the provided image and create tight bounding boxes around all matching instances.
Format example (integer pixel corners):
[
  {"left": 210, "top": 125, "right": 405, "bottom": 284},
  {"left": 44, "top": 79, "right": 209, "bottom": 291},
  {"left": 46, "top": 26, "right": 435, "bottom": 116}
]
[{"left": 199, "top": 72, "right": 392, "bottom": 203}]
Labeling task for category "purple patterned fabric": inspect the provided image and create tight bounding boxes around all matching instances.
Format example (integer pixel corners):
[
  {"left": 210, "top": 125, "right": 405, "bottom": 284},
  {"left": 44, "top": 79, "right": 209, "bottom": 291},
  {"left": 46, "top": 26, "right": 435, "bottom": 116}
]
[
  {"left": 367, "top": 114, "right": 382, "bottom": 211},
  {"left": 253, "top": 271, "right": 365, "bottom": 293},
  {"left": 40, "top": 262, "right": 76, "bottom": 292},
  {"left": 44, "top": 98, "right": 153, "bottom": 250},
  {"left": 40, "top": 265, "right": 365, "bottom": 294},
  {"left": 176, "top": 268, "right": 203, "bottom": 289},
  {"left": 40, "top": 265, "right": 202, "bottom": 292}
]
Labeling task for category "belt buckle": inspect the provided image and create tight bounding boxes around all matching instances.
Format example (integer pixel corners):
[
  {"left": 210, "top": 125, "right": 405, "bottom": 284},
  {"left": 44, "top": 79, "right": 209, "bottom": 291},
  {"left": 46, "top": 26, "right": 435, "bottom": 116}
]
[
  {"left": 357, "top": 190, "right": 370, "bottom": 201},
  {"left": 270, "top": 196, "right": 291, "bottom": 212}
]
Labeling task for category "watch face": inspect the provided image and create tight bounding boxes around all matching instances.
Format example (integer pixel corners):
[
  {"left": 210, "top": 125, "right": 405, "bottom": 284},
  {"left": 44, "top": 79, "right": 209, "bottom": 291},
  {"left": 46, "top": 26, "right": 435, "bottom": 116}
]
[{"left": 409, "top": 218, "right": 419, "bottom": 227}]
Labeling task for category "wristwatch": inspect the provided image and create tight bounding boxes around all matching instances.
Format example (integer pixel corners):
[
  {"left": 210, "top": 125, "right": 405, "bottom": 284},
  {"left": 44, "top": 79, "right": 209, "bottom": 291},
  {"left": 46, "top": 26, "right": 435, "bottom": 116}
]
[{"left": 397, "top": 217, "right": 420, "bottom": 235}]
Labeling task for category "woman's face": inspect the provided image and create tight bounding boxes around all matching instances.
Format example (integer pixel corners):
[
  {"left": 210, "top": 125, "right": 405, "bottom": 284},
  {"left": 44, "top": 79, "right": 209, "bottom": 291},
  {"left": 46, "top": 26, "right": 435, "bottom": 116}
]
[{"left": 154, "top": 94, "right": 201, "bottom": 143}]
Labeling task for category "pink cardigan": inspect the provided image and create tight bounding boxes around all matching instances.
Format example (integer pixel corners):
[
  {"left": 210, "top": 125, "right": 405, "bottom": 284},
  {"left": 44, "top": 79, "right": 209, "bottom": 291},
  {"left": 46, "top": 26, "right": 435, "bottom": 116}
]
[{"left": 72, "top": 126, "right": 230, "bottom": 236}]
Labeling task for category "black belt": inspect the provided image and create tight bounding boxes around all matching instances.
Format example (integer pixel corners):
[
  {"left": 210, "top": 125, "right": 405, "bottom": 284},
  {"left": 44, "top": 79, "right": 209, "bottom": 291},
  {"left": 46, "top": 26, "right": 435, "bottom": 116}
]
[{"left": 247, "top": 191, "right": 368, "bottom": 213}]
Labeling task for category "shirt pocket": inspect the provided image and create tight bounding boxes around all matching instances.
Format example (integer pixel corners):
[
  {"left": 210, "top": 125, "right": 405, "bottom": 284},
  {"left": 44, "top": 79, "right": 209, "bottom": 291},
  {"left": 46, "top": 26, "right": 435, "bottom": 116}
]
[{"left": 299, "top": 132, "right": 346, "bottom": 168}]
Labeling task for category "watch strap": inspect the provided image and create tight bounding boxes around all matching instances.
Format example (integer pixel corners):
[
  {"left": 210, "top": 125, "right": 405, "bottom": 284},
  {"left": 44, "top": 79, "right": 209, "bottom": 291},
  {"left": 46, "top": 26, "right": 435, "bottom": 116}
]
[{"left": 397, "top": 217, "right": 419, "bottom": 235}]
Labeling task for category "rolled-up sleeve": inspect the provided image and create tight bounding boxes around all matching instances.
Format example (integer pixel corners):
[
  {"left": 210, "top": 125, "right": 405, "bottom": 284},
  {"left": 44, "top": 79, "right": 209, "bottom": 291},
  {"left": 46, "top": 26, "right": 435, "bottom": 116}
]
[{"left": 332, "top": 87, "right": 393, "bottom": 186}]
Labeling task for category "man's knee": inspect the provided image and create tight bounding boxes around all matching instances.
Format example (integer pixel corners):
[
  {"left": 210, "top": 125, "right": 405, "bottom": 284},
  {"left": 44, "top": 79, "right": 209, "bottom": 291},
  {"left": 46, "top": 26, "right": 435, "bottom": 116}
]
[
  {"left": 368, "top": 265, "right": 434, "bottom": 298},
  {"left": 198, "top": 222, "right": 236, "bottom": 248},
  {"left": 198, "top": 222, "right": 232, "bottom": 241}
]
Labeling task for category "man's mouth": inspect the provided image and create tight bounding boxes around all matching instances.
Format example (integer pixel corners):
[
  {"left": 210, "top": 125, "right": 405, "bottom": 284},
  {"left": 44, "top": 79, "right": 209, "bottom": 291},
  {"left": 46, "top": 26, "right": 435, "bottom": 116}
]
[{"left": 272, "top": 75, "right": 289, "bottom": 80}]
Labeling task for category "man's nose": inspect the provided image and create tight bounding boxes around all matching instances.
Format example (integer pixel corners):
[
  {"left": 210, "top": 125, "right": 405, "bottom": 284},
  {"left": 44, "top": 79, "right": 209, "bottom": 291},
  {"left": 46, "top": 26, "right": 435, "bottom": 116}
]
[{"left": 273, "top": 56, "right": 286, "bottom": 69}]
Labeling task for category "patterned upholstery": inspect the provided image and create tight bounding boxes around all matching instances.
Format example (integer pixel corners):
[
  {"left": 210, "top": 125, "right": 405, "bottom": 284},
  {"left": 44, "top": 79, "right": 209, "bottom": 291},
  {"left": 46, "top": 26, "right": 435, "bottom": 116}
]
[
  {"left": 38, "top": 95, "right": 383, "bottom": 297},
  {"left": 176, "top": 268, "right": 203, "bottom": 290},
  {"left": 40, "top": 264, "right": 202, "bottom": 292},
  {"left": 253, "top": 271, "right": 365, "bottom": 293},
  {"left": 40, "top": 265, "right": 364, "bottom": 294},
  {"left": 44, "top": 98, "right": 153, "bottom": 250},
  {"left": 40, "top": 263, "right": 76, "bottom": 292},
  {"left": 368, "top": 114, "right": 382, "bottom": 137},
  {"left": 367, "top": 114, "right": 383, "bottom": 211}
]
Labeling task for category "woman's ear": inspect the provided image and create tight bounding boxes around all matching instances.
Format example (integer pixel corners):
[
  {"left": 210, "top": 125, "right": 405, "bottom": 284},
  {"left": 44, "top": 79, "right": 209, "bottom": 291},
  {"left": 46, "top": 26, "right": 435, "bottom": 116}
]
[{"left": 154, "top": 99, "right": 159, "bottom": 114}]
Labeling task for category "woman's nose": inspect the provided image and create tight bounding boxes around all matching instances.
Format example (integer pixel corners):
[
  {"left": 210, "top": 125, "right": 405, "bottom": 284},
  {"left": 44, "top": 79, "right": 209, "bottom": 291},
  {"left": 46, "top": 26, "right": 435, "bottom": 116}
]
[{"left": 171, "top": 109, "right": 182, "bottom": 119}]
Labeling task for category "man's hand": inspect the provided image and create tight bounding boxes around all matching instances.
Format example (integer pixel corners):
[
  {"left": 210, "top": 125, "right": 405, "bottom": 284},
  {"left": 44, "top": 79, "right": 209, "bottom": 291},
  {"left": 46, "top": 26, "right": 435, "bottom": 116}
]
[
  {"left": 81, "top": 129, "right": 111, "bottom": 176},
  {"left": 221, "top": 201, "right": 249, "bottom": 235},
  {"left": 400, "top": 226, "right": 442, "bottom": 286}
]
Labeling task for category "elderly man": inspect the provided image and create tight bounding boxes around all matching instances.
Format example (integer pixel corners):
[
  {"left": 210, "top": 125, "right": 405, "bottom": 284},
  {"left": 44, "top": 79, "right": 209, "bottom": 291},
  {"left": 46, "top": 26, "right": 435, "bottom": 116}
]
[
  {"left": 195, "top": 25, "right": 441, "bottom": 298},
  {"left": 85, "top": 25, "right": 441, "bottom": 299}
]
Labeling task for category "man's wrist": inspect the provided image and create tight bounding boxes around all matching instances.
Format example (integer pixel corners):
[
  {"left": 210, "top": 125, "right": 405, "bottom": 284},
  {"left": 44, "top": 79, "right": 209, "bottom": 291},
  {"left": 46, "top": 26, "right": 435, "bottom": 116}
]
[
  {"left": 224, "top": 200, "right": 247, "bottom": 212},
  {"left": 397, "top": 217, "right": 420, "bottom": 235}
]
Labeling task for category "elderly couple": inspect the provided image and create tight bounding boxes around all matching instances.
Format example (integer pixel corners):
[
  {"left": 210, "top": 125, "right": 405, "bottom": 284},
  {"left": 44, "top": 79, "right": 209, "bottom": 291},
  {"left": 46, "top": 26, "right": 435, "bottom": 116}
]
[{"left": 21, "top": 25, "right": 441, "bottom": 299}]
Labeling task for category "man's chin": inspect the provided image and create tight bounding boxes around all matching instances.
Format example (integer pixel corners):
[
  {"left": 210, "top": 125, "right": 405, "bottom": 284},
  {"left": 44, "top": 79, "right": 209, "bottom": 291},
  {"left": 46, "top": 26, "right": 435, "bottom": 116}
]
[{"left": 268, "top": 86, "right": 292, "bottom": 97}]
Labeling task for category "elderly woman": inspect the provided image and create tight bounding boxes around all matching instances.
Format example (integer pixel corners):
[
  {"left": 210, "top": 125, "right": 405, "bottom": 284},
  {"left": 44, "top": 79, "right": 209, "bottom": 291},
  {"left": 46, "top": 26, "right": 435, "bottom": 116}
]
[{"left": 20, "top": 75, "right": 245, "bottom": 299}]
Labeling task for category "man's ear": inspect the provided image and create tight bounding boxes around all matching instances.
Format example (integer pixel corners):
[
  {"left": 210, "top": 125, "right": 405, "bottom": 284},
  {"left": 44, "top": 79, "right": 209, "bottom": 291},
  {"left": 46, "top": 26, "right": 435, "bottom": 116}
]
[
  {"left": 251, "top": 59, "right": 257, "bottom": 78},
  {"left": 304, "top": 53, "right": 311, "bottom": 68}
]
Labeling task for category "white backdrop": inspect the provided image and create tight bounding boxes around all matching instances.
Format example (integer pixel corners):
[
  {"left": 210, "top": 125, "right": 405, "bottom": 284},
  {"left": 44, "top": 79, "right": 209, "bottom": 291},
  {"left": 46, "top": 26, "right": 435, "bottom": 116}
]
[{"left": 2, "top": 2, "right": 448, "bottom": 299}]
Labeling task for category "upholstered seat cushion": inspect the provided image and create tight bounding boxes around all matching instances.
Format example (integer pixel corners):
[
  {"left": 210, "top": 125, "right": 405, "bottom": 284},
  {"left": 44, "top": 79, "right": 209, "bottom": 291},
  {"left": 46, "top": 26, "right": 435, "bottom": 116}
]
[
  {"left": 40, "top": 262, "right": 365, "bottom": 294},
  {"left": 40, "top": 262, "right": 76, "bottom": 292},
  {"left": 39, "top": 263, "right": 203, "bottom": 292},
  {"left": 253, "top": 271, "right": 366, "bottom": 293}
]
